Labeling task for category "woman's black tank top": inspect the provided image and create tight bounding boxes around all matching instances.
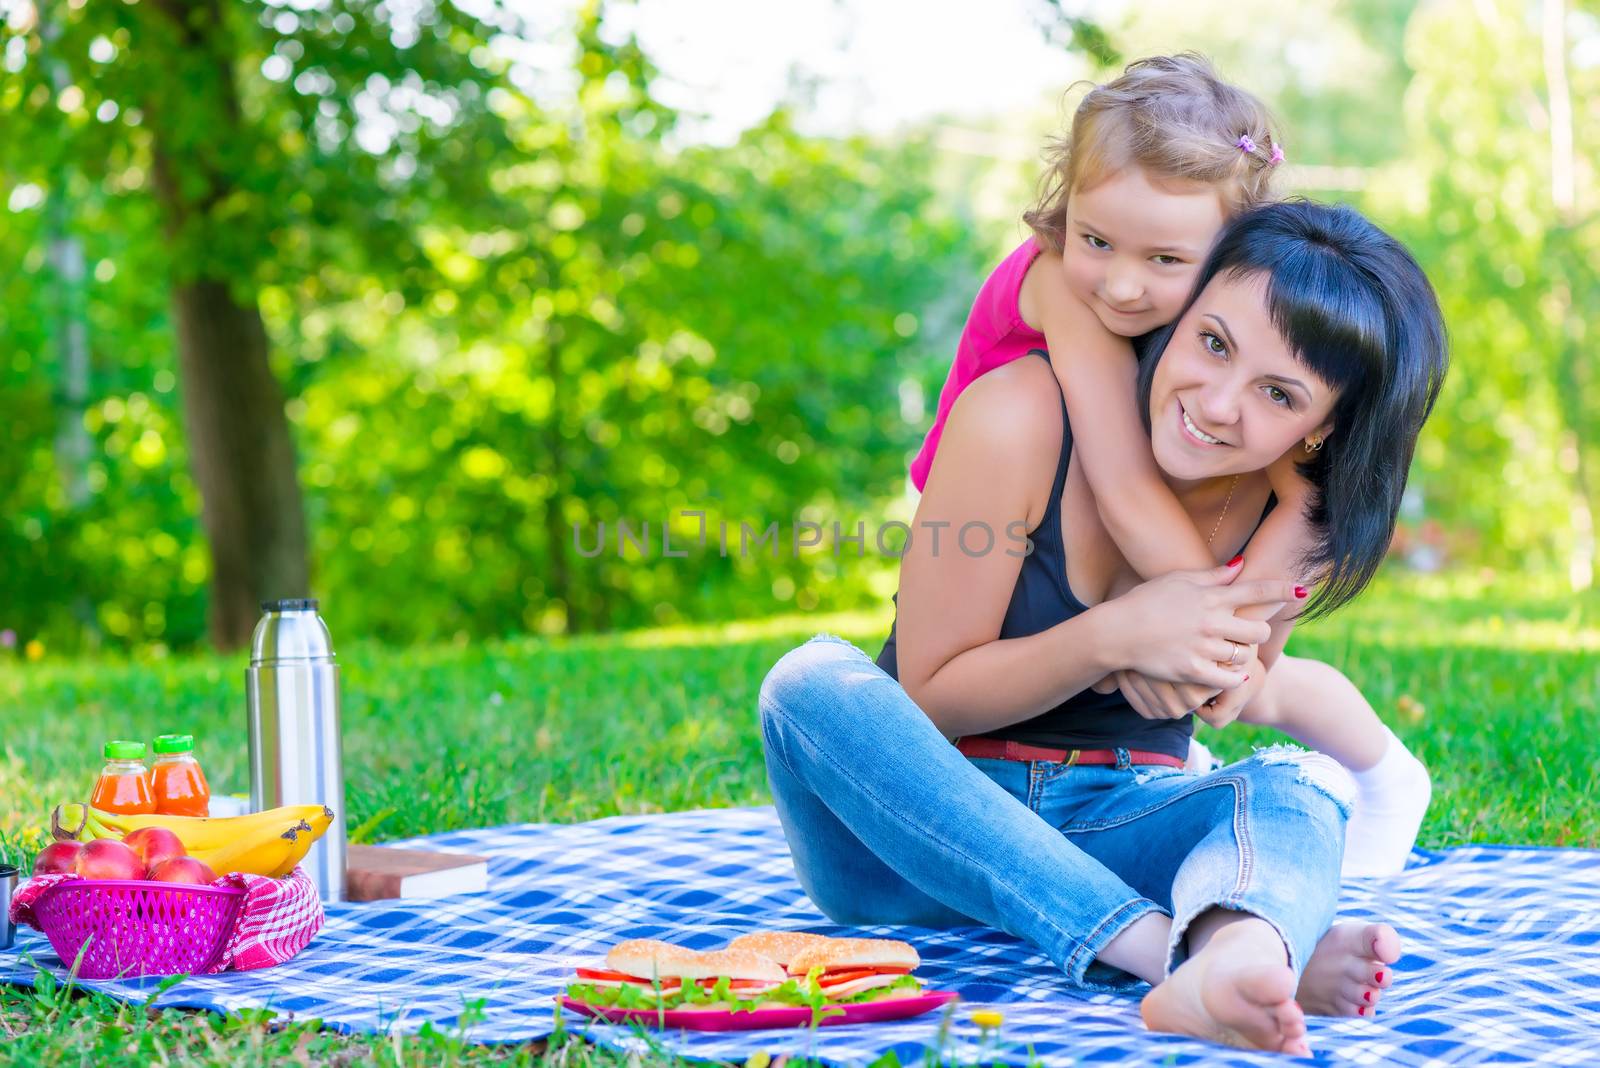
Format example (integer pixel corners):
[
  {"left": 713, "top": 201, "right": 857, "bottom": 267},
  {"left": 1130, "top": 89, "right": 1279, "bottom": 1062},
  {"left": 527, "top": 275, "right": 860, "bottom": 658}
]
[{"left": 876, "top": 351, "right": 1271, "bottom": 759}]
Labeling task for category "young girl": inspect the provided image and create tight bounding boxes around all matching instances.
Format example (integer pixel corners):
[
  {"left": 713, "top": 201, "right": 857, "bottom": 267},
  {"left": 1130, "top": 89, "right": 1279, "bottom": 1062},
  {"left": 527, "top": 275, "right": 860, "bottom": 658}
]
[{"left": 910, "top": 54, "right": 1430, "bottom": 877}]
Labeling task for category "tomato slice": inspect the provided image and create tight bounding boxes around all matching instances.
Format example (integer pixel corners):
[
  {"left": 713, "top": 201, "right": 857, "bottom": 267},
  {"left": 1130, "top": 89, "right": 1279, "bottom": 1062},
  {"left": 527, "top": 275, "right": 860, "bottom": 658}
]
[
  {"left": 816, "top": 970, "right": 868, "bottom": 985},
  {"left": 690, "top": 978, "right": 775, "bottom": 990},
  {"left": 574, "top": 968, "right": 680, "bottom": 986},
  {"left": 818, "top": 969, "right": 879, "bottom": 986},
  {"left": 817, "top": 967, "right": 911, "bottom": 986}
]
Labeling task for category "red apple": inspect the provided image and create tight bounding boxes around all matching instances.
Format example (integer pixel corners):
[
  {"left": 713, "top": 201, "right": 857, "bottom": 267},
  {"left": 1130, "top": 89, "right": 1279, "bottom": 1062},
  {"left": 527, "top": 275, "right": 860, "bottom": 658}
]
[
  {"left": 75, "top": 839, "right": 145, "bottom": 881},
  {"left": 147, "top": 857, "right": 216, "bottom": 885},
  {"left": 123, "top": 827, "right": 186, "bottom": 870},
  {"left": 33, "top": 841, "right": 82, "bottom": 875}
]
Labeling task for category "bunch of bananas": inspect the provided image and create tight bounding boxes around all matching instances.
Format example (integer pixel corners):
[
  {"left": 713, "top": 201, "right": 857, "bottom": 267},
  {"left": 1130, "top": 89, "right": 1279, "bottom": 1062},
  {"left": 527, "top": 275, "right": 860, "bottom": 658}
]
[{"left": 53, "top": 802, "right": 335, "bottom": 879}]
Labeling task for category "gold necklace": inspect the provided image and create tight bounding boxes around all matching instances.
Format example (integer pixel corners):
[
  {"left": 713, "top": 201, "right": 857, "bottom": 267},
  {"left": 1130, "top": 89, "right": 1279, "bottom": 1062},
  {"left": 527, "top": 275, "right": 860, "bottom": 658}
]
[{"left": 1206, "top": 475, "right": 1241, "bottom": 546}]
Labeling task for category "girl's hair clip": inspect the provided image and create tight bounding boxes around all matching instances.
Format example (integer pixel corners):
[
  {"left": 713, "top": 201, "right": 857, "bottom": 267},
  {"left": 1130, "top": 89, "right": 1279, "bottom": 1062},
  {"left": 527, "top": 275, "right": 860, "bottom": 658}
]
[
  {"left": 1269, "top": 143, "right": 1286, "bottom": 166},
  {"left": 1235, "top": 134, "right": 1256, "bottom": 154}
]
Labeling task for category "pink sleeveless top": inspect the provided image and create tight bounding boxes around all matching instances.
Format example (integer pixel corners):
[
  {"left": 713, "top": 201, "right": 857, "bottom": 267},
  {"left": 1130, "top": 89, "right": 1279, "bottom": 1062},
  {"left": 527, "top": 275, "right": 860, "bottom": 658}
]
[{"left": 909, "top": 238, "right": 1045, "bottom": 491}]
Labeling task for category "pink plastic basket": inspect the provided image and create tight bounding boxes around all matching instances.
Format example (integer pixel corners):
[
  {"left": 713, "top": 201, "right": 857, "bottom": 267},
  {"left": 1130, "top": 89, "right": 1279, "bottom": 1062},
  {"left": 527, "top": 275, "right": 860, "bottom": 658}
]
[{"left": 31, "top": 879, "right": 246, "bottom": 980}]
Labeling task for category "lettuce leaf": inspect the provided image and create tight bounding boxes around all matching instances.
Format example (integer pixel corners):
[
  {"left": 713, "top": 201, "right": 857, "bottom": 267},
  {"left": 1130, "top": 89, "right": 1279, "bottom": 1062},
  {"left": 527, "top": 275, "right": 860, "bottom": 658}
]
[{"left": 564, "top": 981, "right": 683, "bottom": 1010}]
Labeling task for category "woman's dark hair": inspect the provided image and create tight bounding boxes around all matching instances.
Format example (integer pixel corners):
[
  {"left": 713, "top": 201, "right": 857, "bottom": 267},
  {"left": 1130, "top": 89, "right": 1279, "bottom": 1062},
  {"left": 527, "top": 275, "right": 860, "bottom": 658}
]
[{"left": 1136, "top": 199, "right": 1448, "bottom": 618}]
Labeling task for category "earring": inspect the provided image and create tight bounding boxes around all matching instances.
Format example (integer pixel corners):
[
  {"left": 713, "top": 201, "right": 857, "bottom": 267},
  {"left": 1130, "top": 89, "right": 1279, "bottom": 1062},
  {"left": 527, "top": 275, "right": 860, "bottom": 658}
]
[{"left": 1304, "top": 435, "right": 1324, "bottom": 453}]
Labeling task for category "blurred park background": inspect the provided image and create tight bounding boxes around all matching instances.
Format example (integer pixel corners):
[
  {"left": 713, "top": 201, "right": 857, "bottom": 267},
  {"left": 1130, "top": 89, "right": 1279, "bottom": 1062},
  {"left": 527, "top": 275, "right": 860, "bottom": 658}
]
[{"left": 1, "top": 0, "right": 1598, "bottom": 655}]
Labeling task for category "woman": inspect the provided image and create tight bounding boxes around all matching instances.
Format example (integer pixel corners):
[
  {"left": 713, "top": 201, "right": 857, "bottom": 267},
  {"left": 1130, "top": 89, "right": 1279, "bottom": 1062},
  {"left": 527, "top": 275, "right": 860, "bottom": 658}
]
[{"left": 758, "top": 201, "right": 1447, "bottom": 1056}]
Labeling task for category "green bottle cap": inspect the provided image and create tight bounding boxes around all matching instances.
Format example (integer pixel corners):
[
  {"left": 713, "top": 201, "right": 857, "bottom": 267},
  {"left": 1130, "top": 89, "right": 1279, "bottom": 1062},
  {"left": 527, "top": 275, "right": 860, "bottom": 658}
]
[
  {"left": 152, "top": 734, "right": 194, "bottom": 755},
  {"left": 104, "top": 740, "right": 146, "bottom": 761}
]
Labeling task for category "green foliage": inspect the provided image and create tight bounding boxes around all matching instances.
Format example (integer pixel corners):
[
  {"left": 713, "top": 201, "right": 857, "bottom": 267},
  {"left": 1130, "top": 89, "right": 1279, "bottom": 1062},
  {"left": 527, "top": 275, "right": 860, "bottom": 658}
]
[
  {"left": 5, "top": 0, "right": 1599, "bottom": 650},
  {"left": 1368, "top": 0, "right": 1600, "bottom": 577},
  {"left": 293, "top": 108, "right": 981, "bottom": 641},
  {"left": 0, "top": 3, "right": 984, "bottom": 649},
  {"left": 0, "top": 0, "right": 523, "bottom": 648}
]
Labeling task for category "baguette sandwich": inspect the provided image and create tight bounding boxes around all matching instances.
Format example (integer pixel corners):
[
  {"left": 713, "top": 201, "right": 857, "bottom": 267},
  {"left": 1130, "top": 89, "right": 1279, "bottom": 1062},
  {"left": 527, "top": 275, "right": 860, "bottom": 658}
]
[{"left": 562, "top": 934, "right": 926, "bottom": 1015}]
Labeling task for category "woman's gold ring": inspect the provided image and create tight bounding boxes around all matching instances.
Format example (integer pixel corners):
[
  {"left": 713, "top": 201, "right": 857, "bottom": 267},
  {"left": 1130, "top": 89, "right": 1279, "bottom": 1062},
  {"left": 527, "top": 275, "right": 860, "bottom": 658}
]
[{"left": 1226, "top": 640, "right": 1242, "bottom": 667}]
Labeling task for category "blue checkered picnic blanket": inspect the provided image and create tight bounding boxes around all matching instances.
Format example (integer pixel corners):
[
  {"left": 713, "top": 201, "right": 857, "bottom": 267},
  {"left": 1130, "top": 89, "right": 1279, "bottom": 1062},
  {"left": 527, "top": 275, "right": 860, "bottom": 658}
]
[{"left": 3, "top": 806, "right": 1598, "bottom": 1065}]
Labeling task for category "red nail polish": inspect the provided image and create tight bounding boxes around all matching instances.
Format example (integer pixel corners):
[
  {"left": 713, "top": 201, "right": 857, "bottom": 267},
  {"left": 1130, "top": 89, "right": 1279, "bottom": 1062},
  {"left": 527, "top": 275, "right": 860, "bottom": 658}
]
[
  {"left": 1358, "top": 1006, "right": 1366, "bottom": 1016},
  {"left": 1228, "top": 554, "right": 1244, "bottom": 567},
  {"left": 1375, "top": 971, "right": 1385, "bottom": 984},
  {"left": 1364, "top": 991, "right": 1373, "bottom": 1002},
  {"left": 1294, "top": 585, "right": 1308, "bottom": 598},
  {"left": 1242, "top": 675, "right": 1249, "bottom": 683}
]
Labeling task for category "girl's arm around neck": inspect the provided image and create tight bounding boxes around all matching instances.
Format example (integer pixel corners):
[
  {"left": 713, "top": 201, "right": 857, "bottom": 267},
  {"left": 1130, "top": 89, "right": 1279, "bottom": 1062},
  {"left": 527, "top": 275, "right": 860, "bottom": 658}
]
[
  {"left": 1230, "top": 509, "right": 1310, "bottom": 666},
  {"left": 1231, "top": 452, "right": 1320, "bottom": 655},
  {"left": 894, "top": 359, "right": 1128, "bottom": 737},
  {"left": 1022, "top": 254, "right": 1215, "bottom": 579}
]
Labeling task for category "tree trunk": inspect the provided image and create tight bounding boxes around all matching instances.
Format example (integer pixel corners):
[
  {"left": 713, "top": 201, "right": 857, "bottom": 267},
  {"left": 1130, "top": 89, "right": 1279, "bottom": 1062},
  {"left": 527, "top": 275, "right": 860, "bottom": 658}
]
[
  {"left": 143, "top": 0, "right": 310, "bottom": 649},
  {"left": 169, "top": 280, "right": 310, "bottom": 648}
]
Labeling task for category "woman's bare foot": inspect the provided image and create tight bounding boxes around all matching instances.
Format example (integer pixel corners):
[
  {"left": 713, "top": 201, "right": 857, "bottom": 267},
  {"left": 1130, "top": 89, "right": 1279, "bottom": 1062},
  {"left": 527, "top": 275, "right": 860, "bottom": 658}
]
[
  {"left": 1140, "top": 919, "right": 1310, "bottom": 1056},
  {"left": 1297, "top": 921, "right": 1400, "bottom": 1017}
]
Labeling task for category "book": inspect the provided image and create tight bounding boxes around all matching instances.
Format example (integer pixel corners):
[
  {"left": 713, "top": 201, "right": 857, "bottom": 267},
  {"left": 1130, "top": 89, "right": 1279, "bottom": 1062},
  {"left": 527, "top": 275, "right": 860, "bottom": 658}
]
[{"left": 345, "top": 844, "right": 490, "bottom": 901}]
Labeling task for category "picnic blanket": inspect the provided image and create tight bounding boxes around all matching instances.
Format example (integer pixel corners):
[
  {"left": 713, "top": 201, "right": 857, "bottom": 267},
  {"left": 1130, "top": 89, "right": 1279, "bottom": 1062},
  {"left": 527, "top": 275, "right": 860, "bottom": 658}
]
[{"left": 2, "top": 805, "right": 1597, "bottom": 1065}]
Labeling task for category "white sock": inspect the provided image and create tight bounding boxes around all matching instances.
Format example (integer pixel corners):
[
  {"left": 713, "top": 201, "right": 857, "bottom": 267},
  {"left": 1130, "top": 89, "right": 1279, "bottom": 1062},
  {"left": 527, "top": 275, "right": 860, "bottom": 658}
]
[
  {"left": 1341, "top": 726, "right": 1432, "bottom": 878},
  {"left": 1184, "top": 736, "right": 1220, "bottom": 774}
]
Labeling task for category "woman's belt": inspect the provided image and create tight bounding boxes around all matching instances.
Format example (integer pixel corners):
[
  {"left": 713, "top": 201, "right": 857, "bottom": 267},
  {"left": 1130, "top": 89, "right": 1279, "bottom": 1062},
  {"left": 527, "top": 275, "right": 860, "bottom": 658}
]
[{"left": 955, "top": 736, "right": 1186, "bottom": 768}]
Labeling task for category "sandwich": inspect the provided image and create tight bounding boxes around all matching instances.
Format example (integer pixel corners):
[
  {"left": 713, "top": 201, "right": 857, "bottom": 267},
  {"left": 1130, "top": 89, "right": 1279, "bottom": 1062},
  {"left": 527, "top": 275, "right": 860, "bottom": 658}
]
[
  {"left": 782, "top": 936, "right": 924, "bottom": 1002},
  {"left": 561, "top": 933, "right": 927, "bottom": 1016}
]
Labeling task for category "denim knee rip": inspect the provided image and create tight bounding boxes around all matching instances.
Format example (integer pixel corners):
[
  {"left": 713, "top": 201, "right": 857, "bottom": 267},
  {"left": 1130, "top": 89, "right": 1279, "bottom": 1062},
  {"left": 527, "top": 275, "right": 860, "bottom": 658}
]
[
  {"left": 1249, "top": 743, "right": 1357, "bottom": 818},
  {"left": 809, "top": 631, "right": 858, "bottom": 649}
]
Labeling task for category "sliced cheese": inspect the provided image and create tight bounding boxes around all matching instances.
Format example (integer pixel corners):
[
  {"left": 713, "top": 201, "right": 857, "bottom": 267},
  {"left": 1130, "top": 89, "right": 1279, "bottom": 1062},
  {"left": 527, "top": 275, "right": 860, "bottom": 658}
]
[
  {"left": 730, "top": 983, "right": 783, "bottom": 999},
  {"left": 821, "top": 973, "right": 922, "bottom": 999}
]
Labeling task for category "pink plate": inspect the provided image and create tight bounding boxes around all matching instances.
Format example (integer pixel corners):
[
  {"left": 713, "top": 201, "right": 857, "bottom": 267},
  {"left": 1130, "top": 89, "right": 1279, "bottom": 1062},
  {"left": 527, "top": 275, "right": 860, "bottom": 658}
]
[{"left": 557, "top": 991, "right": 959, "bottom": 1031}]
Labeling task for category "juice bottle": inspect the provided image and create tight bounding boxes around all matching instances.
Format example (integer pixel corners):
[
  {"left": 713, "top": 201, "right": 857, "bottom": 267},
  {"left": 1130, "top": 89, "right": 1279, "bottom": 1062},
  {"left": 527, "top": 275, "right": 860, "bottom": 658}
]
[
  {"left": 90, "top": 740, "right": 156, "bottom": 815},
  {"left": 149, "top": 734, "right": 211, "bottom": 817}
]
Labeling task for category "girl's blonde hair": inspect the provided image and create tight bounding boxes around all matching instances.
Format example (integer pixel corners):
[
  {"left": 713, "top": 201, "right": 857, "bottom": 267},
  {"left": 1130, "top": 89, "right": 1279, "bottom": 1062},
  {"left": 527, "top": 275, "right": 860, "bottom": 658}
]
[{"left": 1024, "top": 53, "right": 1283, "bottom": 254}]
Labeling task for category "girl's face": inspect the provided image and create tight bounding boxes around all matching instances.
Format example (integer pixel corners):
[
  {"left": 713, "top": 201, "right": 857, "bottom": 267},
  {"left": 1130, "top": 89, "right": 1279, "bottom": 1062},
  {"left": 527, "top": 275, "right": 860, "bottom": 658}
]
[
  {"left": 1061, "top": 167, "right": 1225, "bottom": 338},
  {"left": 1148, "top": 271, "right": 1339, "bottom": 484}
]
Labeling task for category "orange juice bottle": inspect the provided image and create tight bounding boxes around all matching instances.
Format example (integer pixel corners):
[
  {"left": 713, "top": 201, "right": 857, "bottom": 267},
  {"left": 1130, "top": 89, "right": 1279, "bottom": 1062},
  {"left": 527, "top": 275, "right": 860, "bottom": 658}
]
[
  {"left": 149, "top": 734, "right": 211, "bottom": 817},
  {"left": 90, "top": 740, "right": 156, "bottom": 815}
]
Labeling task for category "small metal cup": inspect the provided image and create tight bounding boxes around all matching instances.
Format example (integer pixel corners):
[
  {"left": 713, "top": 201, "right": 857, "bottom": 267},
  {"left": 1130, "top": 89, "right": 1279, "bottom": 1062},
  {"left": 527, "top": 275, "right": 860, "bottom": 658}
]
[{"left": 0, "top": 864, "right": 17, "bottom": 951}]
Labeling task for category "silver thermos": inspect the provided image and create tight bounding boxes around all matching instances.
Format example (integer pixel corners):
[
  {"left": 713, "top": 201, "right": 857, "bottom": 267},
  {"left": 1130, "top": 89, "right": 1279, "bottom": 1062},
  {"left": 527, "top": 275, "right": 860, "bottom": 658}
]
[
  {"left": 246, "top": 598, "right": 347, "bottom": 903},
  {"left": 1, "top": 863, "right": 16, "bottom": 950}
]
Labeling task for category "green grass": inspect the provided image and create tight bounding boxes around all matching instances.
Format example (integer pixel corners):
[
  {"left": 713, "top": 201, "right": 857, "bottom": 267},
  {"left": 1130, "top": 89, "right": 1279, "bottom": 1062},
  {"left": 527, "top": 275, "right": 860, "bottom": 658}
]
[{"left": 2, "top": 572, "right": 1597, "bottom": 1064}]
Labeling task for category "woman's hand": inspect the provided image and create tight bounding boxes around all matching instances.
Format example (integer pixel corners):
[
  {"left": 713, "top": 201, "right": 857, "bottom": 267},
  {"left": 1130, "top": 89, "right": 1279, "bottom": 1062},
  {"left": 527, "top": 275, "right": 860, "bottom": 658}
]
[{"left": 1100, "top": 559, "right": 1299, "bottom": 692}]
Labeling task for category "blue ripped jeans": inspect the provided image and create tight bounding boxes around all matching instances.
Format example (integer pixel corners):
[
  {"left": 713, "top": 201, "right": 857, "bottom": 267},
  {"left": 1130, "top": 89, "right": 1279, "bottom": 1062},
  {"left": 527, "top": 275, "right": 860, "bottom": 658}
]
[{"left": 758, "top": 635, "right": 1353, "bottom": 992}]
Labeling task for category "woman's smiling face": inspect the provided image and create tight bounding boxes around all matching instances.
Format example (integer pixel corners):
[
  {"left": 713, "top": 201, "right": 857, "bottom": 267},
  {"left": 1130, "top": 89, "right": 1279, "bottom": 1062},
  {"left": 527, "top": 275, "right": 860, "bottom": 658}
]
[{"left": 1148, "top": 270, "right": 1340, "bottom": 483}]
